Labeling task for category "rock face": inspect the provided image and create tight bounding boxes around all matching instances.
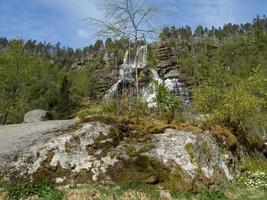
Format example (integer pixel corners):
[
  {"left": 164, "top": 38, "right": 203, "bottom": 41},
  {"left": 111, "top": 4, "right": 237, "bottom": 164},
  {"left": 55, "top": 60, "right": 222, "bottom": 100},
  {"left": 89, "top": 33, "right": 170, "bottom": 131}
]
[
  {"left": 2, "top": 117, "right": 239, "bottom": 191},
  {"left": 24, "top": 109, "right": 52, "bottom": 123}
]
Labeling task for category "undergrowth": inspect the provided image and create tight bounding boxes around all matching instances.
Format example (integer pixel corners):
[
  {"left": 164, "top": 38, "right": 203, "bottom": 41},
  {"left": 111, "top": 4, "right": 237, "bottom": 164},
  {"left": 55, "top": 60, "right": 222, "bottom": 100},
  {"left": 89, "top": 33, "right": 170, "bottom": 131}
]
[{"left": 3, "top": 182, "right": 63, "bottom": 200}]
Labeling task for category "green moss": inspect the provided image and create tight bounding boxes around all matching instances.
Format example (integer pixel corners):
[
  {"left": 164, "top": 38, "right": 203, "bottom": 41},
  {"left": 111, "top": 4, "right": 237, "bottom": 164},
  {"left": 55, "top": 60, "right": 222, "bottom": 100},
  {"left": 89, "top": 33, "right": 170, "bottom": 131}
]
[
  {"left": 185, "top": 143, "right": 197, "bottom": 164},
  {"left": 240, "top": 154, "right": 267, "bottom": 173},
  {"left": 109, "top": 154, "right": 194, "bottom": 191},
  {"left": 210, "top": 125, "right": 239, "bottom": 154},
  {"left": 112, "top": 155, "right": 167, "bottom": 184},
  {"left": 200, "top": 142, "right": 212, "bottom": 161},
  {"left": 185, "top": 143, "right": 195, "bottom": 157},
  {"left": 159, "top": 168, "right": 193, "bottom": 191},
  {"left": 64, "top": 142, "right": 72, "bottom": 154},
  {"left": 127, "top": 146, "right": 137, "bottom": 157}
]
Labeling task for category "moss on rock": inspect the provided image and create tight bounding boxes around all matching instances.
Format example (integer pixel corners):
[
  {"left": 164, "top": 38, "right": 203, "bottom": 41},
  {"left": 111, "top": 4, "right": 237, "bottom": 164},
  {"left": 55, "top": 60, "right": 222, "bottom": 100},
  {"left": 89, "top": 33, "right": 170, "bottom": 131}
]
[{"left": 209, "top": 125, "right": 239, "bottom": 154}]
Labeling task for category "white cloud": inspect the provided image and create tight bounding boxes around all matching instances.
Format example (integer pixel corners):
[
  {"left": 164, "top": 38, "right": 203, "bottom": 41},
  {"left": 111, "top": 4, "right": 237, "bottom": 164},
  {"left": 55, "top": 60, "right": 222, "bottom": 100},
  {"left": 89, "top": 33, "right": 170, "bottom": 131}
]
[{"left": 77, "top": 28, "right": 89, "bottom": 38}]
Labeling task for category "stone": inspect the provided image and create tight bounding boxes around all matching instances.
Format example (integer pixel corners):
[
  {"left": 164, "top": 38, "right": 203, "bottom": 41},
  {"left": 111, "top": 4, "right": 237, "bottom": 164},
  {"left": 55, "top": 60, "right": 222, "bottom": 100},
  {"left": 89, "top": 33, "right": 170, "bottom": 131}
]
[
  {"left": 2, "top": 118, "right": 239, "bottom": 191},
  {"left": 163, "top": 69, "right": 180, "bottom": 79},
  {"left": 24, "top": 109, "right": 52, "bottom": 123}
]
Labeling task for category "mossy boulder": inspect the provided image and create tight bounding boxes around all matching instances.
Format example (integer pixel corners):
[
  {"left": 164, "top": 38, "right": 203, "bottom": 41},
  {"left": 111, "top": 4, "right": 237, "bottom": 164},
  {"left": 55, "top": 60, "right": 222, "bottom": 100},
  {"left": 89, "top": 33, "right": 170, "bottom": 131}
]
[{"left": 2, "top": 118, "right": 240, "bottom": 191}]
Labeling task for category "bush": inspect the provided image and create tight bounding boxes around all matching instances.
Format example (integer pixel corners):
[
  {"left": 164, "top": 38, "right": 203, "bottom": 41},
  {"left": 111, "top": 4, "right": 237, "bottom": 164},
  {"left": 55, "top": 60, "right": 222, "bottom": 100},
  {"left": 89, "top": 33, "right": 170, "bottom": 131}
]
[{"left": 193, "top": 64, "right": 266, "bottom": 132}]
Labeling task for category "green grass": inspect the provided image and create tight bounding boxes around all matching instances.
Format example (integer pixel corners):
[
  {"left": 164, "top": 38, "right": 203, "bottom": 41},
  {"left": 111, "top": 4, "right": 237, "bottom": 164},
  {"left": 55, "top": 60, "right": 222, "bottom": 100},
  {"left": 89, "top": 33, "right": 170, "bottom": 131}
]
[
  {"left": 1, "top": 179, "right": 267, "bottom": 200},
  {"left": 4, "top": 182, "right": 63, "bottom": 200}
]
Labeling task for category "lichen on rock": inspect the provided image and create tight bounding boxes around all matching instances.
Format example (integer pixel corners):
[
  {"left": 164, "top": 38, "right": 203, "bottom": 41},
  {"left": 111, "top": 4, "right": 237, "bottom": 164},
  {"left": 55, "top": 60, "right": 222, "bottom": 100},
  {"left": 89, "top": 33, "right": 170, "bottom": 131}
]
[{"left": 3, "top": 119, "right": 240, "bottom": 191}]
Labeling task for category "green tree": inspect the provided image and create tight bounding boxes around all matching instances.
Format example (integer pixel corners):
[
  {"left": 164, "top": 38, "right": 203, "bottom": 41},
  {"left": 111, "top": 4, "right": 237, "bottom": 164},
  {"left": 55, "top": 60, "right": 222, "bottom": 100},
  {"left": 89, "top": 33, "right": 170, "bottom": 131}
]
[
  {"left": 54, "top": 75, "right": 73, "bottom": 119},
  {"left": 0, "top": 40, "right": 36, "bottom": 124},
  {"left": 193, "top": 64, "right": 266, "bottom": 132},
  {"left": 154, "top": 81, "right": 181, "bottom": 121}
]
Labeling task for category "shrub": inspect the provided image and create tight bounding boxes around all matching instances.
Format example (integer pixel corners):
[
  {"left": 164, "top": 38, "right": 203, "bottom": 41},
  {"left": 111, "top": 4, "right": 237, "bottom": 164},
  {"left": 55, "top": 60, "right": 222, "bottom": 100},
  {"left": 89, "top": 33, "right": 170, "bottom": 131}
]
[{"left": 193, "top": 64, "right": 266, "bottom": 132}]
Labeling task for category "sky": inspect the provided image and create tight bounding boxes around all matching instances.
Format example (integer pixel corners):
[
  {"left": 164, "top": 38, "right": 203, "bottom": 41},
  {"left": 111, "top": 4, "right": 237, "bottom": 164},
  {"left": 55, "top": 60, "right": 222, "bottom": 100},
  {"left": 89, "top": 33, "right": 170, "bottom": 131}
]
[{"left": 0, "top": 0, "right": 266, "bottom": 49}]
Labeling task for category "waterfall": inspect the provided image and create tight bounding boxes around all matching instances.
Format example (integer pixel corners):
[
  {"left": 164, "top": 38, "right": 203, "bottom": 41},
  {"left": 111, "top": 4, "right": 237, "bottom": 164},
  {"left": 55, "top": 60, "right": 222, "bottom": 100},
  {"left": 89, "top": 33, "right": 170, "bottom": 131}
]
[
  {"left": 103, "top": 45, "right": 148, "bottom": 99},
  {"left": 164, "top": 79, "right": 190, "bottom": 104},
  {"left": 104, "top": 45, "right": 190, "bottom": 106},
  {"left": 142, "top": 69, "right": 190, "bottom": 107}
]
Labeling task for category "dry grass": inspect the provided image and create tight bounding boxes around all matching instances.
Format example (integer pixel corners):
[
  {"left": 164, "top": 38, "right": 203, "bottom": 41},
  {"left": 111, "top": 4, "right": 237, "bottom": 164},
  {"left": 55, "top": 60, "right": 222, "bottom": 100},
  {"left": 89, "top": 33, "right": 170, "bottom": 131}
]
[
  {"left": 119, "top": 190, "right": 152, "bottom": 200},
  {"left": 64, "top": 188, "right": 107, "bottom": 200},
  {"left": 0, "top": 192, "right": 7, "bottom": 200},
  {"left": 209, "top": 125, "right": 239, "bottom": 153}
]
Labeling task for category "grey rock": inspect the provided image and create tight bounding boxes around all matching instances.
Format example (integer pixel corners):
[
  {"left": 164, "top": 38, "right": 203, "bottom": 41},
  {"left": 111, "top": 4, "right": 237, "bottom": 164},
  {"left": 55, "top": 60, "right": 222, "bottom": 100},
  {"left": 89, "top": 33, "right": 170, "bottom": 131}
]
[
  {"left": 24, "top": 109, "right": 52, "bottom": 123},
  {"left": 1, "top": 120, "right": 239, "bottom": 189},
  {"left": 163, "top": 69, "right": 180, "bottom": 79}
]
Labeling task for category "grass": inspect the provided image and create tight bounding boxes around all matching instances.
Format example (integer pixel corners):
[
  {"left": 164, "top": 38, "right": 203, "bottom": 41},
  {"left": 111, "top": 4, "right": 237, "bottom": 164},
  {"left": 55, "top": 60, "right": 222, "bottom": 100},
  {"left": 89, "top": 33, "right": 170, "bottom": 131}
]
[
  {"left": 1, "top": 175, "right": 266, "bottom": 200},
  {"left": 63, "top": 182, "right": 267, "bottom": 200},
  {"left": 2, "top": 182, "right": 63, "bottom": 200}
]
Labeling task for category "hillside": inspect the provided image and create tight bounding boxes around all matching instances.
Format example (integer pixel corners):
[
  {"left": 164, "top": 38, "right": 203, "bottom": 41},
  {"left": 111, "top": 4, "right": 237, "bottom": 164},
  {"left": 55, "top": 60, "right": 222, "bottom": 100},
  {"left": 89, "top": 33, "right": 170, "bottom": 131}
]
[{"left": 0, "top": 15, "right": 267, "bottom": 200}]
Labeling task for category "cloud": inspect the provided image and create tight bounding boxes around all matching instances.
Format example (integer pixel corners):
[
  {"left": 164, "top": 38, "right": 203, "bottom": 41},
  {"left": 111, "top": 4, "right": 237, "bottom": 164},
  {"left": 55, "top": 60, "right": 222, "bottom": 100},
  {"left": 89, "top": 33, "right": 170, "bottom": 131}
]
[{"left": 77, "top": 28, "right": 89, "bottom": 39}]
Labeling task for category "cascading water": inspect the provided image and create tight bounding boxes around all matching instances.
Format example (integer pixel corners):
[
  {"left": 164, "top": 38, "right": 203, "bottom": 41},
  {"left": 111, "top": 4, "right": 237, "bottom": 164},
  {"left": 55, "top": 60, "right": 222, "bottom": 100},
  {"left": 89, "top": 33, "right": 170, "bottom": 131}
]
[
  {"left": 164, "top": 79, "right": 190, "bottom": 104},
  {"left": 142, "top": 68, "right": 190, "bottom": 107},
  {"left": 104, "top": 44, "right": 190, "bottom": 107},
  {"left": 103, "top": 45, "right": 147, "bottom": 99}
]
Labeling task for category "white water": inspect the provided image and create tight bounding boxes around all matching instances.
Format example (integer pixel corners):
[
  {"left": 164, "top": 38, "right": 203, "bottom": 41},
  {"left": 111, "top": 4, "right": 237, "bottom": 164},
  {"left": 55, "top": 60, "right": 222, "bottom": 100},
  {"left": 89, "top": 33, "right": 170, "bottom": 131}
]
[
  {"left": 104, "top": 45, "right": 190, "bottom": 106},
  {"left": 142, "top": 70, "right": 190, "bottom": 107},
  {"left": 103, "top": 45, "right": 148, "bottom": 99}
]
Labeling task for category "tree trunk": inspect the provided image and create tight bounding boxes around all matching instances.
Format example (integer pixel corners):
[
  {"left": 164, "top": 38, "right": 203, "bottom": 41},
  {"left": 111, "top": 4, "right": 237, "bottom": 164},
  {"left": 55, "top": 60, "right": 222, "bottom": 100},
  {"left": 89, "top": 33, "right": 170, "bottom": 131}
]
[
  {"left": 134, "top": 33, "right": 139, "bottom": 99},
  {"left": 2, "top": 111, "right": 8, "bottom": 125},
  {"left": 135, "top": 55, "right": 139, "bottom": 98}
]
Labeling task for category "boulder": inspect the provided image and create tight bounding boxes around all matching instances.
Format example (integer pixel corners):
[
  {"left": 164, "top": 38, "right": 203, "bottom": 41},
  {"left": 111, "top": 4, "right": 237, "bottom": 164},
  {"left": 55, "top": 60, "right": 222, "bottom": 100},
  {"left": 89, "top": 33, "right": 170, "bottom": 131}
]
[
  {"left": 24, "top": 109, "right": 52, "bottom": 123},
  {"left": 163, "top": 68, "right": 180, "bottom": 79},
  {"left": 2, "top": 117, "right": 240, "bottom": 191}
]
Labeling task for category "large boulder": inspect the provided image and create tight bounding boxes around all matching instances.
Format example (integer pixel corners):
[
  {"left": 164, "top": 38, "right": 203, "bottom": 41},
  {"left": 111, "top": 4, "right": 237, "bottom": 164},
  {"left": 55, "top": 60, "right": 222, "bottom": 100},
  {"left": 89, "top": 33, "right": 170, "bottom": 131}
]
[
  {"left": 2, "top": 117, "right": 240, "bottom": 191},
  {"left": 24, "top": 109, "right": 52, "bottom": 123}
]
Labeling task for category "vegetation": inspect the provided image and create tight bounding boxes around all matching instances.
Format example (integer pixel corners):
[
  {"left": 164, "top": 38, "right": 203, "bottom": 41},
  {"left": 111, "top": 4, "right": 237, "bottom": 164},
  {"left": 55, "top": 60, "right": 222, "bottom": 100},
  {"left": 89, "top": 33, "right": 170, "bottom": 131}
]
[
  {"left": 2, "top": 182, "right": 63, "bottom": 200},
  {"left": 90, "top": 0, "right": 161, "bottom": 96},
  {"left": 159, "top": 15, "right": 267, "bottom": 137},
  {"left": 0, "top": 14, "right": 266, "bottom": 199},
  {"left": 0, "top": 37, "right": 127, "bottom": 124},
  {"left": 1, "top": 174, "right": 266, "bottom": 200}
]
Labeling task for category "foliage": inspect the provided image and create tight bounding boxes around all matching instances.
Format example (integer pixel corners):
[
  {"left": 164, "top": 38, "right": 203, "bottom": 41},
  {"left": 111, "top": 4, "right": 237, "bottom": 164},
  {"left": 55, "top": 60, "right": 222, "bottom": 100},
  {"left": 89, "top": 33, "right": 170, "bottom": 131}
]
[
  {"left": 192, "top": 63, "right": 266, "bottom": 132},
  {"left": 76, "top": 101, "right": 117, "bottom": 119},
  {"left": 237, "top": 171, "right": 267, "bottom": 188},
  {"left": 5, "top": 182, "right": 63, "bottom": 200},
  {"left": 0, "top": 40, "right": 79, "bottom": 123},
  {"left": 152, "top": 81, "right": 181, "bottom": 121}
]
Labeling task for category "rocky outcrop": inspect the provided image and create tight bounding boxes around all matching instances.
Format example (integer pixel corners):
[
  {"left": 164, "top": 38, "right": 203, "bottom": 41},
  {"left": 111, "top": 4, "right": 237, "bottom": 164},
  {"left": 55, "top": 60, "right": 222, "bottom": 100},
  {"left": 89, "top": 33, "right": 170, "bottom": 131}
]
[
  {"left": 91, "top": 64, "right": 120, "bottom": 99},
  {"left": 2, "top": 117, "right": 240, "bottom": 191},
  {"left": 24, "top": 109, "right": 52, "bottom": 123}
]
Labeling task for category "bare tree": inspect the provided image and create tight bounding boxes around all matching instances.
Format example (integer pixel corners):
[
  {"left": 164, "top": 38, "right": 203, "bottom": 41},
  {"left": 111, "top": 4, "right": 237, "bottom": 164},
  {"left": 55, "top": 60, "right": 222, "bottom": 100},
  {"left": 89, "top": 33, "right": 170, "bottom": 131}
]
[{"left": 89, "top": 0, "right": 161, "bottom": 97}]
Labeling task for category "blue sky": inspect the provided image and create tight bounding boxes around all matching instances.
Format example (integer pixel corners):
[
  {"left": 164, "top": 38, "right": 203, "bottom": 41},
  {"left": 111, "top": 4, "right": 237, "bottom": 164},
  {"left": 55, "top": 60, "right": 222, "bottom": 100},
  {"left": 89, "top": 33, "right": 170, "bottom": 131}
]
[{"left": 0, "top": 0, "right": 266, "bottom": 48}]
